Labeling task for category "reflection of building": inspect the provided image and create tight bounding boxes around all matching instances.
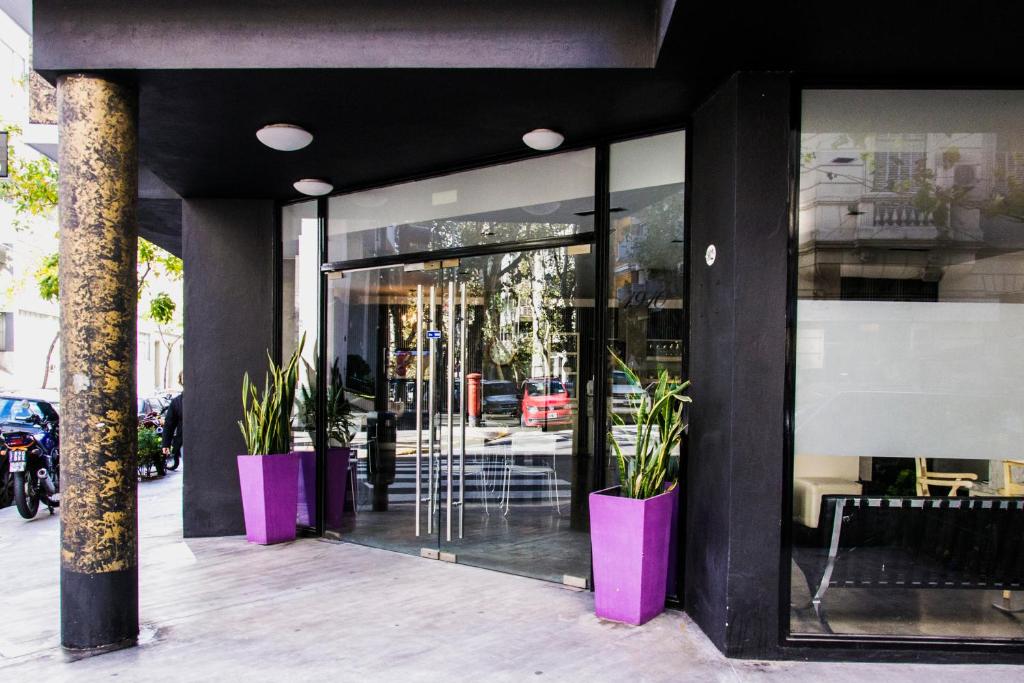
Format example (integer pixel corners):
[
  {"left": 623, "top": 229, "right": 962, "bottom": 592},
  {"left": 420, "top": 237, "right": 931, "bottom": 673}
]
[{"left": 799, "top": 132, "right": 1024, "bottom": 303}]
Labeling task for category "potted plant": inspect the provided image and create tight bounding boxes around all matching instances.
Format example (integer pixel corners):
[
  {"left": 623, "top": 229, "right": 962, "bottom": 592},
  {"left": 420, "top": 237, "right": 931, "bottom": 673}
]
[
  {"left": 589, "top": 352, "right": 691, "bottom": 625},
  {"left": 237, "top": 334, "right": 305, "bottom": 545},
  {"left": 137, "top": 425, "right": 164, "bottom": 479},
  {"left": 297, "top": 354, "right": 356, "bottom": 527}
]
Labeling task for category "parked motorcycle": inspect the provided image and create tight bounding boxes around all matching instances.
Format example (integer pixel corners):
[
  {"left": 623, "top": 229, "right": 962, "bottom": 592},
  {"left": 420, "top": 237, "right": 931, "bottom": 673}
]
[{"left": 2, "top": 414, "right": 60, "bottom": 519}]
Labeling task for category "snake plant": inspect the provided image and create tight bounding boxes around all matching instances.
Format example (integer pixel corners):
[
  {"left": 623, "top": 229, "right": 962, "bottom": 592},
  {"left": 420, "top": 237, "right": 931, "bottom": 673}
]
[
  {"left": 239, "top": 333, "right": 305, "bottom": 455},
  {"left": 300, "top": 353, "right": 355, "bottom": 447},
  {"left": 608, "top": 350, "right": 691, "bottom": 499}
]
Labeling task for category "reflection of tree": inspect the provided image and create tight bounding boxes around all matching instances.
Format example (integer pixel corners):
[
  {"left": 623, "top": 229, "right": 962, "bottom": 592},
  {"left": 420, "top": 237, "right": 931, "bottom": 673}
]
[
  {"left": 614, "top": 189, "right": 685, "bottom": 287},
  {"left": 611, "top": 188, "right": 685, "bottom": 382},
  {"left": 465, "top": 241, "right": 576, "bottom": 385}
]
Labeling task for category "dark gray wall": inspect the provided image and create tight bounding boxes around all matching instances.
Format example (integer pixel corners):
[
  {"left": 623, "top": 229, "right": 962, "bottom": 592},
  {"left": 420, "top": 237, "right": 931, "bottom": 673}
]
[
  {"left": 182, "top": 199, "right": 275, "bottom": 537},
  {"left": 685, "top": 72, "right": 792, "bottom": 658},
  {"left": 34, "top": 0, "right": 661, "bottom": 70}
]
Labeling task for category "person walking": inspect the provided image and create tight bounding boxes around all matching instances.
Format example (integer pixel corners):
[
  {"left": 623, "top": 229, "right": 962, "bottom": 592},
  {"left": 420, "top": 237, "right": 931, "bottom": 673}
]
[{"left": 162, "top": 372, "right": 184, "bottom": 470}]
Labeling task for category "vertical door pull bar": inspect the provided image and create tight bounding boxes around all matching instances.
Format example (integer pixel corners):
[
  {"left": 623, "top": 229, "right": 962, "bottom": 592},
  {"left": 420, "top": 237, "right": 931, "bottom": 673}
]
[
  {"left": 427, "top": 286, "right": 436, "bottom": 534},
  {"left": 414, "top": 284, "right": 423, "bottom": 537},
  {"left": 459, "top": 282, "right": 467, "bottom": 539},
  {"left": 445, "top": 281, "right": 455, "bottom": 542}
]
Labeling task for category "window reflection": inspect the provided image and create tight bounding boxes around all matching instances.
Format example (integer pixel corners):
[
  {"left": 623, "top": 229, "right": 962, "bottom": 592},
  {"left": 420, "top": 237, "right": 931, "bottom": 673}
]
[
  {"left": 792, "top": 91, "right": 1024, "bottom": 640},
  {"left": 327, "top": 150, "right": 595, "bottom": 262}
]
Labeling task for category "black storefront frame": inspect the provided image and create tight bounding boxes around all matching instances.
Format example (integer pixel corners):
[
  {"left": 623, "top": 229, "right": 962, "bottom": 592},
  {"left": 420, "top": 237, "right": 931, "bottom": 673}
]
[
  {"left": 276, "top": 125, "right": 691, "bottom": 599},
  {"left": 778, "top": 82, "right": 1024, "bottom": 662}
]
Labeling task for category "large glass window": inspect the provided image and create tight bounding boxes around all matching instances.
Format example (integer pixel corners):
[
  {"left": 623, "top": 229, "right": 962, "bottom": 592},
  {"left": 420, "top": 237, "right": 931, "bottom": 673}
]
[
  {"left": 606, "top": 131, "right": 686, "bottom": 596},
  {"left": 327, "top": 149, "right": 595, "bottom": 262},
  {"left": 791, "top": 90, "right": 1024, "bottom": 640},
  {"left": 282, "top": 200, "right": 321, "bottom": 528}
]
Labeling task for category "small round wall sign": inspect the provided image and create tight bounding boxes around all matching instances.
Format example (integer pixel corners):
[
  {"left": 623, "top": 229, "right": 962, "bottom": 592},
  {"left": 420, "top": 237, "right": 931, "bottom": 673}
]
[{"left": 705, "top": 244, "right": 717, "bottom": 266}]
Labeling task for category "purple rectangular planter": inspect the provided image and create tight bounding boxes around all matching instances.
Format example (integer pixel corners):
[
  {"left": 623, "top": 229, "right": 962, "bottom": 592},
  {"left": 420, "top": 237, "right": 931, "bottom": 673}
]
[
  {"left": 297, "top": 447, "right": 350, "bottom": 528},
  {"left": 589, "top": 484, "right": 678, "bottom": 625},
  {"left": 237, "top": 452, "right": 300, "bottom": 545}
]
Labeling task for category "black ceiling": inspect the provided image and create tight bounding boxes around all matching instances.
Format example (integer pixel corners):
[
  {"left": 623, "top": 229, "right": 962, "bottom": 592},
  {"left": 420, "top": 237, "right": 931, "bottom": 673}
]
[
  {"left": 137, "top": 69, "right": 694, "bottom": 200},
  {"left": 31, "top": 1, "right": 1024, "bottom": 203}
]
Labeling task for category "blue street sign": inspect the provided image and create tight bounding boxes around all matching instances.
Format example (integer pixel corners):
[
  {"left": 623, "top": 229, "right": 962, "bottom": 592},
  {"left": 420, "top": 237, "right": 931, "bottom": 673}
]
[{"left": 426, "top": 330, "right": 442, "bottom": 339}]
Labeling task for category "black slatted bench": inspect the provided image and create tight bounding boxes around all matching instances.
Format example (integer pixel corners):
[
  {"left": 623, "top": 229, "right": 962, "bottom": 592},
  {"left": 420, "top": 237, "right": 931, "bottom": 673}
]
[{"left": 795, "top": 495, "right": 1024, "bottom": 632}]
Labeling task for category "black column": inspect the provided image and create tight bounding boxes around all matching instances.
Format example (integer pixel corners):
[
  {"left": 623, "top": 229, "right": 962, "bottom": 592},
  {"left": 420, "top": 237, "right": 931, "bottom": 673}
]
[
  {"left": 684, "top": 72, "right": 793, "bottom": 658},
  {"left": 182, "top": 200, "right": 276, "bottom": 537}
]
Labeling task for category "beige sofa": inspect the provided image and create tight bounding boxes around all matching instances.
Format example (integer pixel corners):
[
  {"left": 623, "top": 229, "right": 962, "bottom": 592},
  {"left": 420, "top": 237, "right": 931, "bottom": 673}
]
[{"left": 793, "top": 454, "right": 862, "bottom": 528}]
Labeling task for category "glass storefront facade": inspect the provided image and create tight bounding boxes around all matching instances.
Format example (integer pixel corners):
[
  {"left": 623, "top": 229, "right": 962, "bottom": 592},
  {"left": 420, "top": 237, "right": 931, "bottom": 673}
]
[
  {"left": 281, "top": 133, "right": 686, "bottom": 588},
  {"left": 790, "top": 90, "right": 1024, "bottom": 641}
]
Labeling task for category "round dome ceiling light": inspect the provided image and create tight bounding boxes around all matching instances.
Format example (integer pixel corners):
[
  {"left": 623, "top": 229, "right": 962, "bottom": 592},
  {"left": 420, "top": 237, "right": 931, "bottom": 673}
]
[
  {"left": 257, "top": 123, "right": 313, "bottom": 151},
  {"left": 293, "top": 179, "right": 334, "bottom": 196},
  {"left": 522, "top": 128, "right": 564, "bottom": 151}
]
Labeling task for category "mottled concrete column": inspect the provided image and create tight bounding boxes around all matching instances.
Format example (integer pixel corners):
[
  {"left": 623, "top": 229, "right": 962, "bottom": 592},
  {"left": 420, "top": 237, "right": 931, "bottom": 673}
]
[{"left": 57, "top": 74, "right": 139, "bottom": 652}]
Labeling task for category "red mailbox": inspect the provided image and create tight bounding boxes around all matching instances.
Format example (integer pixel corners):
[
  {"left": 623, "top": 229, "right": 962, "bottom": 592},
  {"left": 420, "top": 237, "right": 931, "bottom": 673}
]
[{"left": 467, "top": 372, "right": 482, "bottom": 426}]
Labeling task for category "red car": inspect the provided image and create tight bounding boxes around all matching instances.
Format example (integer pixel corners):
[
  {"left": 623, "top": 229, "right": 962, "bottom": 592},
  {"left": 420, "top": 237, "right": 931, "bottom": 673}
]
[{"left": 520, "top": 378, "right": 573, "bottom": 430}]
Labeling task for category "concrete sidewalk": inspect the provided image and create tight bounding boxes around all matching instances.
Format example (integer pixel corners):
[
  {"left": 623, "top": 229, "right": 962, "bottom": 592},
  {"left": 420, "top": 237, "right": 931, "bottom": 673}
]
[{"left": 0, "top": 469, "right": 1019, "bottom": 682}]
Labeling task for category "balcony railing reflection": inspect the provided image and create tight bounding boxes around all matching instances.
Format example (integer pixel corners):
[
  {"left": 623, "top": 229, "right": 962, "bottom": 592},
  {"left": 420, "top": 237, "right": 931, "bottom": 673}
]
[{"left": 869, "top": 197, "right": 934, "bottom": 227}]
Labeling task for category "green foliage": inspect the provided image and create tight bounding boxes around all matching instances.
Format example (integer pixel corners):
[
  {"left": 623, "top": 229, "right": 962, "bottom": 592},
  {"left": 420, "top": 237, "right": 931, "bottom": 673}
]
[
  {"left": 608, "top": 350, "right": 691, "bottom": 500},
  {"left": 148, "top": 291, "right": 176, "bottom": 325},
  {"left": 35, "top": 253, "right": 59, "bottom": 302},
  {"left": 300, "top": 353, "right": 355, "bottom": 447},
  {"left": 0, "top": 122, "right": 59, "bottom": 225},
  {"left": 239, "top": 333, "right": 305, "bottom": 455},
  {"left": 32, "top": 238, "right": 183, "bottom": 322},
  {"left": 137, "top": 425, "right": 163, "bottom": 469}
]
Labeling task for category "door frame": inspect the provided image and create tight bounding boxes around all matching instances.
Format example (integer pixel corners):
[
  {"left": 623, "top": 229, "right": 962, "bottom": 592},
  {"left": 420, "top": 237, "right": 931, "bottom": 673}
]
[
  {"left": 276, "top": 129, "right": 689, "bottom": 599},
  {"left": 320, "top": 233, "right": 601, "bottom": 546}
]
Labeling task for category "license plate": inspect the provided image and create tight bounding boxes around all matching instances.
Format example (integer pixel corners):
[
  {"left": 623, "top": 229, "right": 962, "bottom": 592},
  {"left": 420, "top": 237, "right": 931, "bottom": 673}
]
[{"left": 9, "top": 451, "right": 26, "bottom": 472}]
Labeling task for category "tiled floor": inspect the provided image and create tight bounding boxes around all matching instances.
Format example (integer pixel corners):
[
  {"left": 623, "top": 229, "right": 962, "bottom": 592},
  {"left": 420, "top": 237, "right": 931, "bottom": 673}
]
[{"left": 0, "top": 469, "right": 1021, "bottom": 681}]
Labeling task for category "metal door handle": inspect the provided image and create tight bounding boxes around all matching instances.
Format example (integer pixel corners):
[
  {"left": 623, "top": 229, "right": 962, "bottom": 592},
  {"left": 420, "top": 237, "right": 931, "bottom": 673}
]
[
  {"left": 427, "top": 286, "right": 436, "bottom": 535},
  {"left": 414, "top": 284, "right": 423, "bottom": 537},
  {"left": 459, "top": 282, "right": 467, "bottom": 539},
  {"left": 445, "top": 281, "right": 455, "bottom": 542}
]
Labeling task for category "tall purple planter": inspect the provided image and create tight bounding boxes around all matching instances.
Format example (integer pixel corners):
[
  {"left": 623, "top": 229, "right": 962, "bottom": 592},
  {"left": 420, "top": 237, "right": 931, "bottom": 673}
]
[
  {"left": 297, "top": 447, "right": 351, "bottom": 528},
  {"left": 237, "top": 452, "right": 300, "bottom": 545},
  {"left": 589, "top": 484, "right": 678, "bottom": 625}
]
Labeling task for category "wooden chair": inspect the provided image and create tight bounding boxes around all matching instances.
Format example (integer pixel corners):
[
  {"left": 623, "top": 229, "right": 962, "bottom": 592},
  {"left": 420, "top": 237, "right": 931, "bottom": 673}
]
[
  {"left": 1000, "top": 459, "right": 1024, "bottom": 496},
  {"left": 914, "top": 457, "right": 977, "bottom": 496}
]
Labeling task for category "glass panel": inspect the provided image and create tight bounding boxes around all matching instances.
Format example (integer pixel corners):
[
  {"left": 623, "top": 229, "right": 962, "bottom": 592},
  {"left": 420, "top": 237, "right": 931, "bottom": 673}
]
[
  {"left": 607, "top": 131, "right": 686, "bottom": 596},
  {"left": 327, "top": 244, "right": 595, "bottom": 585},
  {"left": 282, "top": 200, "right": 321, "bottom": 528},
  {"left": 327, "top": 149, "right": 595, "bottom": 262},
  {"left": 791, "top": 90, "right": 1024, "bottom": 640},
  {"left": 437, "top": 247, "right": 594, "bottom": 584},
  {"left": 325, "top": 264, "right": 438, "bottom": 552}
]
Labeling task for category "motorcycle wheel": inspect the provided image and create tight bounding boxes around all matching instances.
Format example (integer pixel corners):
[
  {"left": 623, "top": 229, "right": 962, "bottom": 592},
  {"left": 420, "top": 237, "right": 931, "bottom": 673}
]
[
  {"left": 165, "top": 453, "right": 180, "bottom": 471},
  {"left": 13, "top": 472, "right": 39, "bottom": 519}
]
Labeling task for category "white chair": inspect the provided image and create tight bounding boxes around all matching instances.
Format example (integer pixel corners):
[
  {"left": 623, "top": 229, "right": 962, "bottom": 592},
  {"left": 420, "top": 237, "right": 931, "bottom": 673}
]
[
  {"left": 500, "top": 433, "right": 561, "bottom": 515},
  {"left": 792, "top": 454, "right": 862, "bottom": 529}
]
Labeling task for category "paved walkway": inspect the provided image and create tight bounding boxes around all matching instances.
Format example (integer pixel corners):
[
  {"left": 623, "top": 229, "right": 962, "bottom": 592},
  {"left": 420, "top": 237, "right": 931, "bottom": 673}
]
[{"left": 0, "top": 469, "right": 1020, "bottom": 682}]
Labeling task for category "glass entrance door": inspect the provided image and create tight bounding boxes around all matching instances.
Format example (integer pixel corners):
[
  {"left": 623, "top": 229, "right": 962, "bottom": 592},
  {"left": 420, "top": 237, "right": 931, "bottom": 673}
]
[{"left": 326, "top": 244, "right": 595, "bottom": 585}]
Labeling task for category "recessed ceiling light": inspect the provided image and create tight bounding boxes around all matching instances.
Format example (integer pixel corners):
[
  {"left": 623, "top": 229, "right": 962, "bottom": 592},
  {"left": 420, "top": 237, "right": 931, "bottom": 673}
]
[
  {"left": 523, "top": 201, "right": 561, "bottom": 216},
  {"left": 257, "top": 124, "right": 313, "bottom": 151},
  {"left": 294, "top": 179, "right": 333, "bottom": 196},
  {"left": 522, "top": 128, "right": 564, "bottom": 151}
]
